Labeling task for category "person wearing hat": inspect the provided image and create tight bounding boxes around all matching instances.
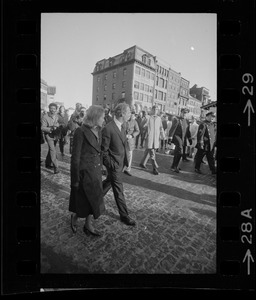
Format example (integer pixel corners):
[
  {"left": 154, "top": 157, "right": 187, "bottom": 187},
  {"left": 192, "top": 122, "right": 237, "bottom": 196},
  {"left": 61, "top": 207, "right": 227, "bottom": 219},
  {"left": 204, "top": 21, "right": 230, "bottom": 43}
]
[
  {"left": 139, "top": 105, "right": 165, "bottom": 175},
  {"left": 168, "top": 108, "right": 192, "bottom": 173},
  {"left": 194, "top": 111, "right": 216, "bottom": 174},
  {"left": 41, "top": 102, "right": 60, "bottom": 174}
]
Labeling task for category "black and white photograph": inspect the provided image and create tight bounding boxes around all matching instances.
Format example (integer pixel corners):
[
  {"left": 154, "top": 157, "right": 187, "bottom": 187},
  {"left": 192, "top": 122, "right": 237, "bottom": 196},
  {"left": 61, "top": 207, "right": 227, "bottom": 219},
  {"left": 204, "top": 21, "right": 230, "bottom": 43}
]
[{"left": 40, "top": 13, "right": 217, "bottom": 274}]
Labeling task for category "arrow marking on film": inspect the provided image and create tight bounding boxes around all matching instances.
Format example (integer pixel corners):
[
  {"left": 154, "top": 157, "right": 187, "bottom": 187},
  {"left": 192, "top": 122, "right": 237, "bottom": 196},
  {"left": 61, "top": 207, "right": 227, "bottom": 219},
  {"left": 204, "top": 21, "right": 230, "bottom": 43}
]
[
  {"left": 242, "top": 249, "right": 254, "bottom": 275},
  {"left": 243, "top": 99, "right": 255, "bottom": 126}
]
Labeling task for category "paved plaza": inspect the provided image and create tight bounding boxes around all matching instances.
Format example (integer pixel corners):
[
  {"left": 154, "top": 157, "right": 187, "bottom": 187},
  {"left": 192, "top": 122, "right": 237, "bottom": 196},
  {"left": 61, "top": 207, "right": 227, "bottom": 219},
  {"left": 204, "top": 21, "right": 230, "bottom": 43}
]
[{"left": 41, "top": 143, "right": 216, "bottom": 274}]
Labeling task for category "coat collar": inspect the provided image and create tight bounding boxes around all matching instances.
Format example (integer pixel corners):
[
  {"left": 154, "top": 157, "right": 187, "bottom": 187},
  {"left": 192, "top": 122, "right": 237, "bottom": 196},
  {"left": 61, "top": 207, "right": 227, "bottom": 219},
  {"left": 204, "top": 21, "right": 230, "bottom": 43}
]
[
  {"left": 110, "top": 120, "right": 126, "bottom": 144},
  {"left": 80, "top": 124, "right": 101, "bottom": 152}
]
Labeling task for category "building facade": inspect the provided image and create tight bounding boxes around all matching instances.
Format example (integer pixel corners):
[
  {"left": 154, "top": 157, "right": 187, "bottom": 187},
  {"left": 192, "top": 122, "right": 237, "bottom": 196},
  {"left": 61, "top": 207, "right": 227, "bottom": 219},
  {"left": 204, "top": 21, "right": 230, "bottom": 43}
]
[
  {"left": 92, "top": 45, "right": 156, "bottom": 112},
  {"left": 92, "top": 46, "right": 212, "bottom": 116},
  {"left": 177, "top": 77, "right": 190, "bottom": 114},
  {"left": 186, "top": 95, "right": 201, "bottom": 120},
  {"left": 153, "top": 58, "right": 170, "bottom": 112},
  {"left": 167, "top": 68, "right": 181, "bottom": 115},
  {"left": 40, "top": 79, "right": 56, "bottom": 110}
]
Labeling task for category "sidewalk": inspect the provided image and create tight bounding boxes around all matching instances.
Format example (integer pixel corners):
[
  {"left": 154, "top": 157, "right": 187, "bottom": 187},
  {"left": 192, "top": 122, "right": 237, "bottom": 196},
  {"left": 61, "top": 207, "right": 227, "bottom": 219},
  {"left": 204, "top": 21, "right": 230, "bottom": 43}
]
[{"left": 41, "top": 143, "right": 216, "bottom": 274}]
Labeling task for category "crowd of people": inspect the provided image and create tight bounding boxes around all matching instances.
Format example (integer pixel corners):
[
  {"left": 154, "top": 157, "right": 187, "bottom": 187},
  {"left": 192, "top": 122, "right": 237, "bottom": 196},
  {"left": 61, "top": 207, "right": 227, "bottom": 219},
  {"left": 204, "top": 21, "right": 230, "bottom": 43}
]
[{"left": 41, "top": 102, "right": 217, "bottom": 235}]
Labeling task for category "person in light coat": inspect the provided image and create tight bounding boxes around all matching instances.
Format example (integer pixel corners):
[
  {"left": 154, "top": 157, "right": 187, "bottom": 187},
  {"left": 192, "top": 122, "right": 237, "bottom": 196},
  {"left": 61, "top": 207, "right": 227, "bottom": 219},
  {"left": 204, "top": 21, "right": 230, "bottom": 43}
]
[{"left": 139, "top": 105, "right": 165, "bottom": 175}]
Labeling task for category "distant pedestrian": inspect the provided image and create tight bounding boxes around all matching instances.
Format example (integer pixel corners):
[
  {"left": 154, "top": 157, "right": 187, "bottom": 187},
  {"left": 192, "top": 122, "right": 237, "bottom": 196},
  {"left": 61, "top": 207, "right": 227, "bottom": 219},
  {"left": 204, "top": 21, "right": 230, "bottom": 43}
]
[
  {"left": 139, "top": 111, "right": 149, "bottom": 148},
  {"left": 101, "top": 103, "right": 136, "bottom": 226},
  {"left": 67, "top": 107, "right": 86, "bottom": 154},
  {"left": 123, "top": 110, "right": 140, "bottom": 176},
  {"left": 41, "top": 103, "right": 61, "bottom": 174},
  {"left": 69, "top": 105, "right": 106, "bottom": 236},
  {"left": 160, "top": 114, "right": 168, "bottom": 151},
  {"left": 188, "top": 116, "right": 199, "bottom": 158},
  {"left": 164, "top": 115, "right": 173, "bottom": 154},
  {"left": 104, "top": 108, "right": 113, "bottom": 125},
  {"left": 57, "top": 105, "right": 69, "bottom": 157},
  {"left": 135, "top": 111, "right": 143, "bottom": 148},
  {"left": 194, "top": 111, "right": 216, "bottom": 175},
  {"left": 168, "top": 108, "right": 192, "bottom": 173},
  {"left": 139, "top": 105, "right": 165, "bottom": 175}
]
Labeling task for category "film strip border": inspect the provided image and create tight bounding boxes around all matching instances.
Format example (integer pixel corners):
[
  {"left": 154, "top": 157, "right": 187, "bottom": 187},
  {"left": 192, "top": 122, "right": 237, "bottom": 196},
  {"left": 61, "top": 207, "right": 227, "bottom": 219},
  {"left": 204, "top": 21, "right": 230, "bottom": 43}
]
[{"left": 2, "top": 0, "right": 255, "bottom": 293}]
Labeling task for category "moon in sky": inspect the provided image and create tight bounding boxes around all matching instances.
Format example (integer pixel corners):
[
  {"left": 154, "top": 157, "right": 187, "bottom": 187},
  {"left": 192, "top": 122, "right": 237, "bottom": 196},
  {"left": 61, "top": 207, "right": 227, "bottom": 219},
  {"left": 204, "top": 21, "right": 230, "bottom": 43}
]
[{"left": 190, "top": 46, "right": 195, "bottom": 51}]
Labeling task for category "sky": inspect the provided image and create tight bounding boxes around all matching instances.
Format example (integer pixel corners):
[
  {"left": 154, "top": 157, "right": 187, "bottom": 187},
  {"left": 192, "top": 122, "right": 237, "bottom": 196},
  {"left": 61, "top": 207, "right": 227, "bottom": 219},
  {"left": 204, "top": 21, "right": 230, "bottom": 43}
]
[{"left": 41, "top": 13, "right": 216, "bottom": 109}]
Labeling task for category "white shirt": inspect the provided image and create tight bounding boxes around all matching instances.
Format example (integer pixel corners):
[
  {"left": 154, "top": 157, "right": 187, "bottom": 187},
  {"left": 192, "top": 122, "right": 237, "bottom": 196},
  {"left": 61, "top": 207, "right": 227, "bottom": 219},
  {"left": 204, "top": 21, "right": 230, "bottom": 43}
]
[{"left": 114, "top": 116, "right": 123, "bottom": 131}]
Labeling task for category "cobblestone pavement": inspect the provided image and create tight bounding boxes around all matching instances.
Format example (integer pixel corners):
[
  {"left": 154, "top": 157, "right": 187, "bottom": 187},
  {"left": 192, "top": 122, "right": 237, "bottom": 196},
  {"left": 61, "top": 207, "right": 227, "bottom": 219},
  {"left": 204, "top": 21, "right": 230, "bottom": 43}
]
[{"left": 41, "top": 143, "right": 216, "bottom": 274}]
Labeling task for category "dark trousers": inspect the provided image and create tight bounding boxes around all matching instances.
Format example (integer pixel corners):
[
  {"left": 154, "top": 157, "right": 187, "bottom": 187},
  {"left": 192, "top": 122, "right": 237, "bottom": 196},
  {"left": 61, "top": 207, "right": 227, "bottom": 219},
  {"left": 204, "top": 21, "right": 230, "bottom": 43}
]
[
  {"left": 135, "top": 133, "right": 141, "bottom": 148},
  {"left": 59, "top": 134, "right": 65, "bottom": 155},
  {"left": 171, "top": 135, "right": 183, "bottom": 168},
  {"left": 195, "top": 148, "right": 216, "bottom": 172},
  {"left": 45, "top": 137, "right": 58, "bottom": 168},
  {"left": 102, "top": 167, "right": 129, "bottom": 218}
]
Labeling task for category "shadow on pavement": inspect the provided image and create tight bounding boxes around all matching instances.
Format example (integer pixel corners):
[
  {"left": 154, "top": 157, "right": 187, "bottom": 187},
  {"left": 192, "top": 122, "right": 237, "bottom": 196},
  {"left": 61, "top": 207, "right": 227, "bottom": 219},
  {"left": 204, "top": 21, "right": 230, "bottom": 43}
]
[{"left": 122, "top": 173, "right": 216, "bottom": 207}]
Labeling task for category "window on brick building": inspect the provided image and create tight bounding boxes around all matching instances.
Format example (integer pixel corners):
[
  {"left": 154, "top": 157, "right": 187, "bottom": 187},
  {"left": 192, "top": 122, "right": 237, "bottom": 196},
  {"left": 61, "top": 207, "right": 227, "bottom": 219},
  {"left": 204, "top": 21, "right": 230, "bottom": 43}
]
[
  {"left": 104, "top": 85, "right": 107, "bottom": 91},
  {"left": 141, "top": 68, "right": 145, "bottom": 77},
  {"left": 112, "top": 83, "right": 116, "bottom": 89},
  {"left": 121, "top": 92, "right": 125, "bottom": 98},
  {"left": 146, "top": 70, "right": 150, "bottom": 79},
  {"left": 135, "top": 66, "right": 141, "bottom": 75},
  {"left": 140, "top": 93, "right": 143, "bottom": 101},
  {"left": 134, "top": 92, "right": 139, "bottom": 100},
  {"left": 134, "top": 81, "right": 139, "bottom": 89},
  {"left": 104, "top": 95, "right": 107, "bottom": 101},
  {"left": 104, "top": 74, "right": 107, "bottom": 80},
  {"left": 122, "top": 81, "right": 126, "bottom": 88},
  {"left": 113, "top": 71, "right": 116, "bottom": 78},
  {"left": 140, "top": 83, "right": 144, "bottom": 90},
  {"left": 123, "top": 68, "right": 127, "bottom": 76}
]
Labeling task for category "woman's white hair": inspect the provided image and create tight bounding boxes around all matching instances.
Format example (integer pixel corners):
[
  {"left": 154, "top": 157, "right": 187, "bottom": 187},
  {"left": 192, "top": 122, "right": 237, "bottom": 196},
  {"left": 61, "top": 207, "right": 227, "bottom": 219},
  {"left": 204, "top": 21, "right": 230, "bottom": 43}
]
[{"left": 83, "top": 105, "right": 105, "bottom": 128}]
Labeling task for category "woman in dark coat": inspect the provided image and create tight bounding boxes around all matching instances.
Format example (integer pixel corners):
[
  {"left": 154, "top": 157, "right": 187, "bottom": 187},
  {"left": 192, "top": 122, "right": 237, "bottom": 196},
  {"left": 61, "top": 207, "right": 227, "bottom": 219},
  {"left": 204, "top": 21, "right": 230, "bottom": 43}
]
[{"left": 69, "top": 105, "right": 105, "bottom": 236}]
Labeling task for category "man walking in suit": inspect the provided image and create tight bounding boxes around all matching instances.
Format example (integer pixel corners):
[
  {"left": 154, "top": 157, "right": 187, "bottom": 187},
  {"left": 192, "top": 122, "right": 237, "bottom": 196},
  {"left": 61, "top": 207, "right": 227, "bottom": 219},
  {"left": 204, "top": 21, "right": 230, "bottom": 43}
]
[
  {"left": 139, "top": 105, "right": 165, "bottom": 175},
  {"left": 194, "top": 111, "right": 216, "bottom": 175},
  {"left": 168, "top": 108, "right": 192, "bottom": 173},
  {"left": 101, "top": 103, "right": 136, "bottom": 226}
]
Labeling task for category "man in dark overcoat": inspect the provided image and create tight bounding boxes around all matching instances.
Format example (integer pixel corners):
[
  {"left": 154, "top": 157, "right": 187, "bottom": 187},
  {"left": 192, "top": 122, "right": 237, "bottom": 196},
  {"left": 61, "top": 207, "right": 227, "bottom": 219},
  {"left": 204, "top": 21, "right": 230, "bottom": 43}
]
[
  {"left": 168, "top": 108, "right": 192, "bottom": 173},
  {"left": 101, "top": 103, "right": 136, "bottom": 226},
  {"left": 194, "top": 111, "right": 216, "bottom": 174}
]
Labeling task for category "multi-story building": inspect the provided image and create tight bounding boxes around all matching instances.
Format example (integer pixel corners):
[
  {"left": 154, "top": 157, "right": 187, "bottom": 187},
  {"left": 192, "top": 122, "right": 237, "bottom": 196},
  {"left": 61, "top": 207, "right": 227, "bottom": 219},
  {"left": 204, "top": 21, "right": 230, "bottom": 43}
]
[
  {"left": 177, "top": 77, "right": 190, "bottom": 114},
  {"left": 189, "top": 84, "right": 211, "bottom": 106},
  {"left": 190, "top": 84, "right": 212, "bottom": 120},
  {"left": 41, "top": 79, "right": 48, "bottom": 110},
  {"left": 40, "top": 79, "right": 56, "bottom": 110},
  {"left": 167, "top": 68, "right": 181, "bottom": 115},
  {"left": 92, "top": 46, "right": 211, "bottom": 117},
  {"left": 153, "top": 57, "right": 170, "bottom": 112},
  {"left": 92, "top": 45, "right": 156, "bottom": 112},
  {"left": 187, "top": 94, "right": 201, "bottom": 120}
]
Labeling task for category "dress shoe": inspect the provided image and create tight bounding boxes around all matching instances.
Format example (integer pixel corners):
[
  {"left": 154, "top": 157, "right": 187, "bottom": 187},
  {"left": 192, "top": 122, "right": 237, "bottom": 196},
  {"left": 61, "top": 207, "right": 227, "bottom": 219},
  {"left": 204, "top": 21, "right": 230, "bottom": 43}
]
[
  {"left": 153, "top": 169, "right": 159, "bottom": 175},
  {"left": 54, "top": 168, "right": 60, "bottom": 174},
  {"left": 120, "top": 216, "right": 136, "bottom": 226},
  {"left": 139, "top": 163, "right": 147, "bottom": 170},
  {"left": 182, "top": 158, "right": 189, "bottom": 162},
  {"left": 195, "top": 168, "right": 203, "bottom": 174},
  {"left": 124, "top": 170, "right": 132, "bottom": 176},
  {"left": 70, "top": 214, "right": 77, "bottom": 234},
  {"left": 45, "top": 164, "right": 54, "bottom": 169},
  {"left": 83, "top": 225, "right": 101, "bottom": 237},
  {"left": 174, "top": 167, "right": 180, "bottom": 173}
]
